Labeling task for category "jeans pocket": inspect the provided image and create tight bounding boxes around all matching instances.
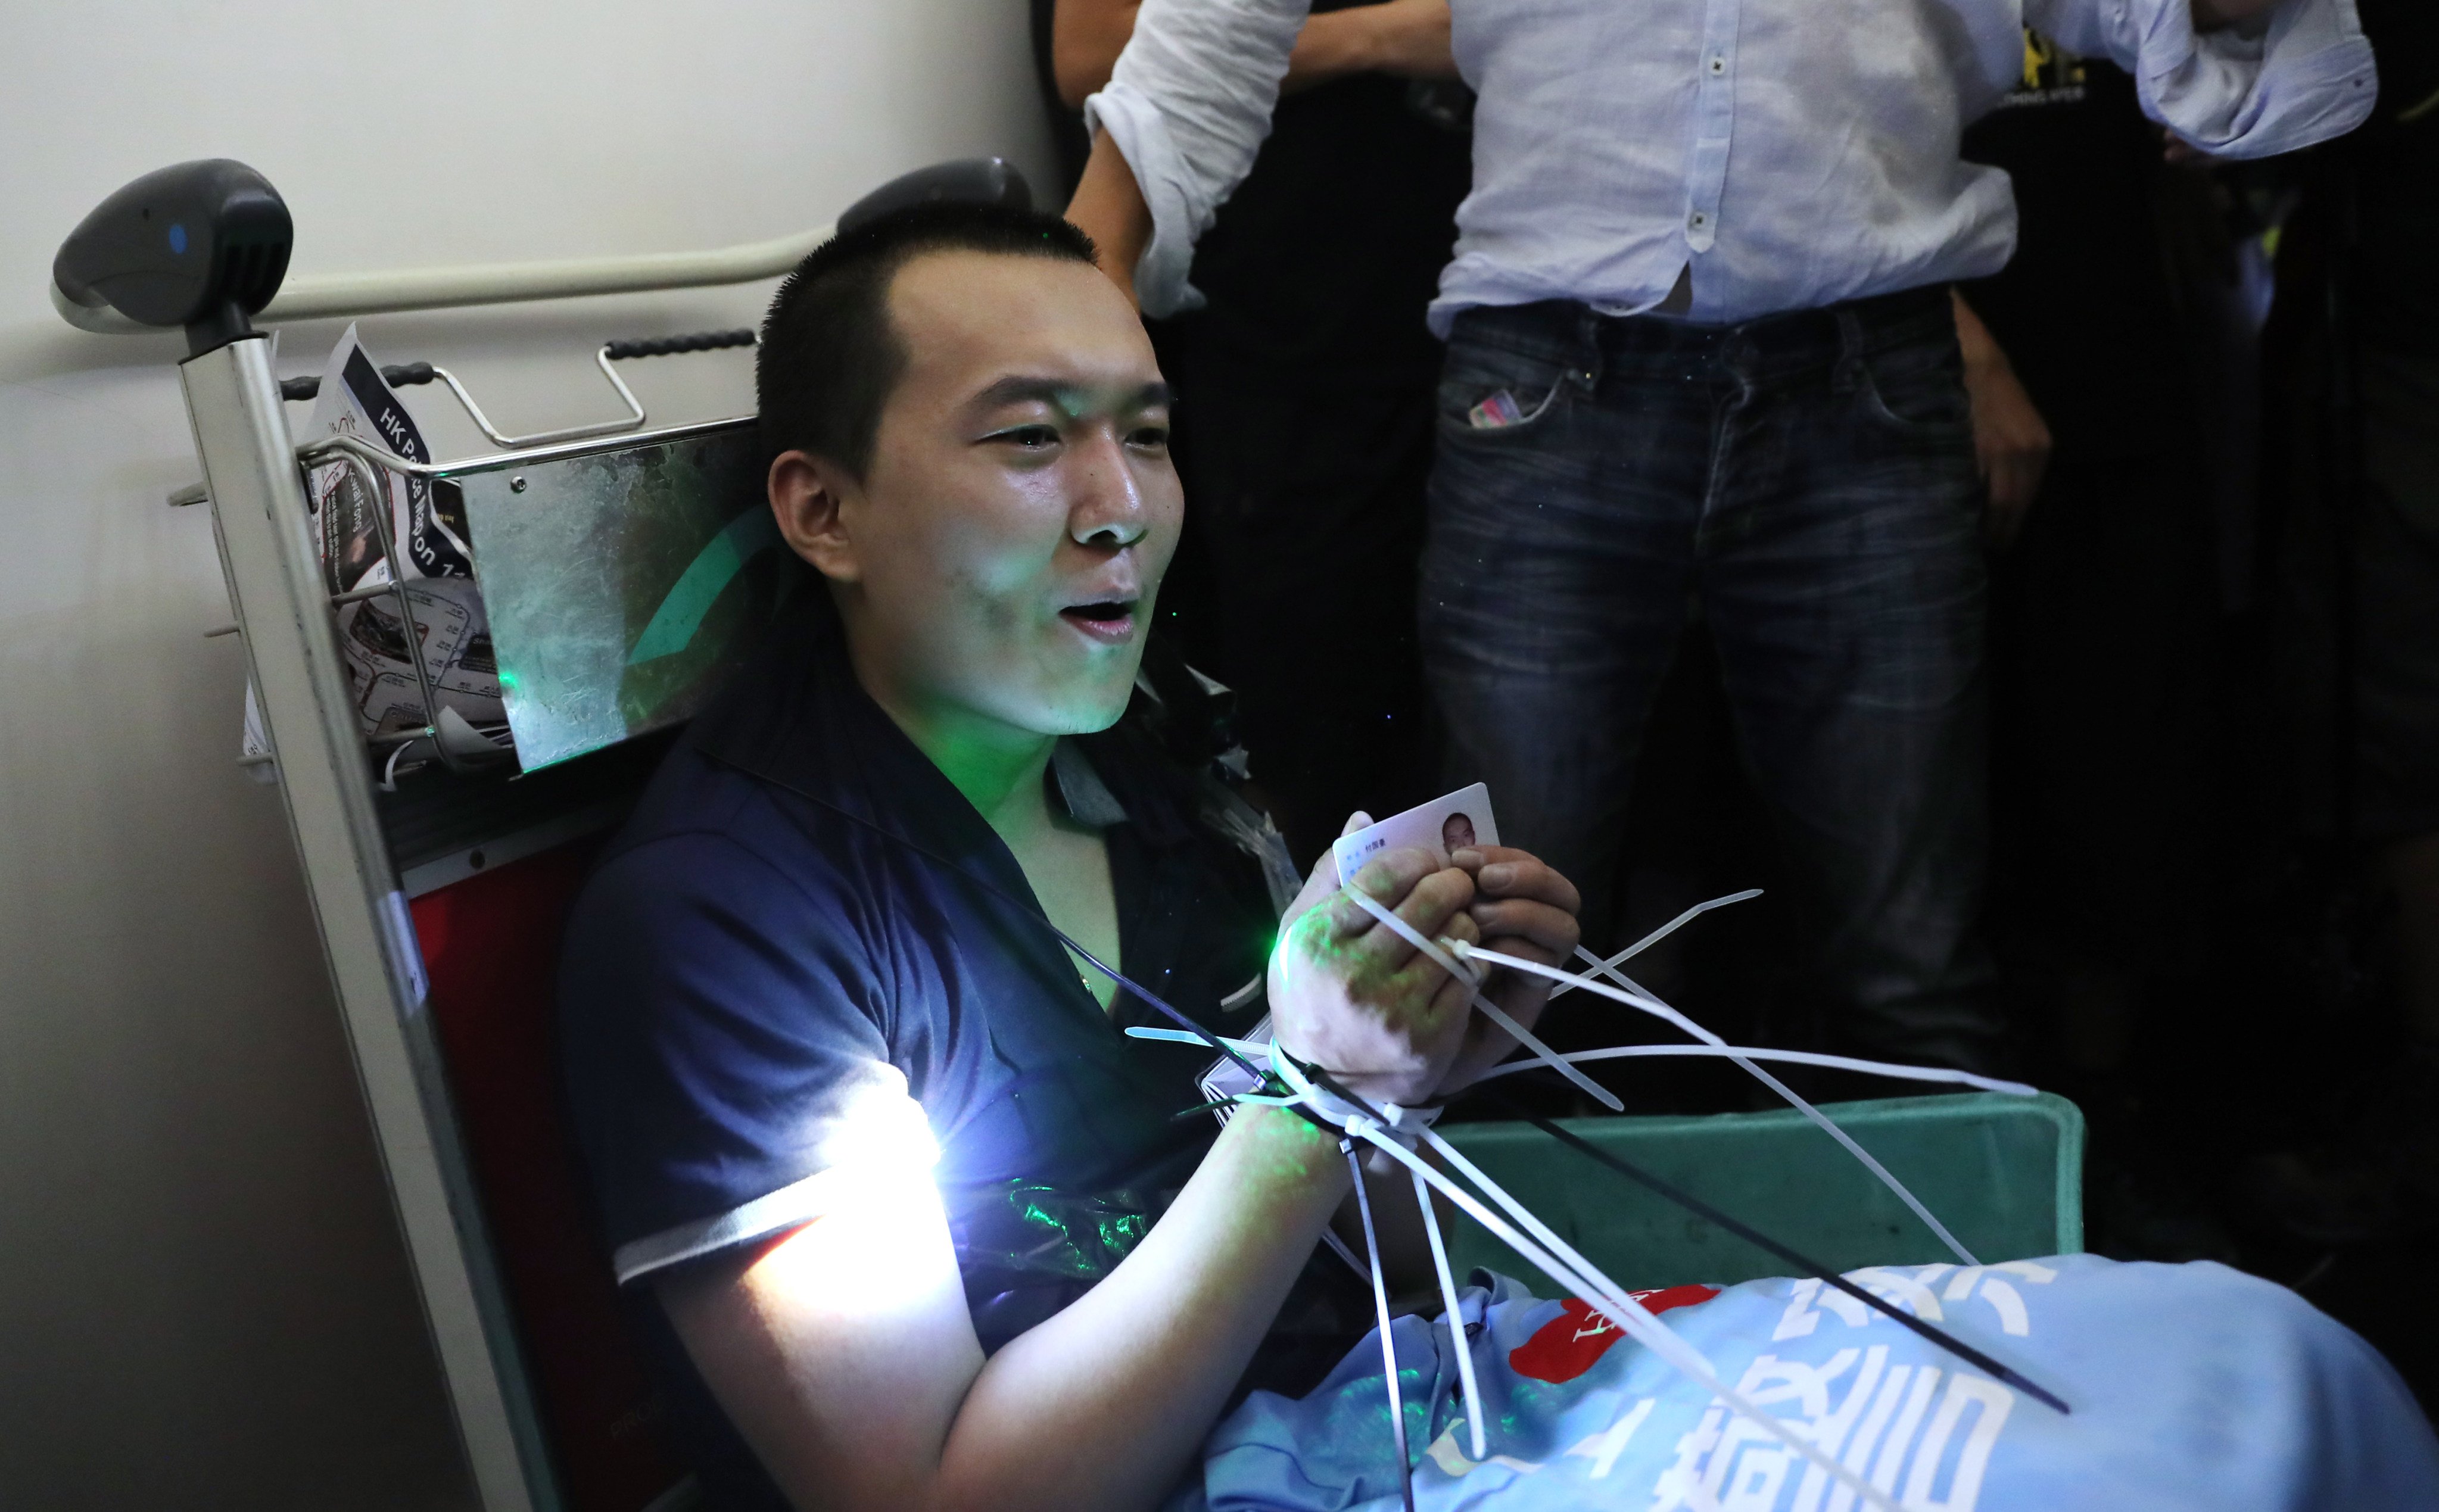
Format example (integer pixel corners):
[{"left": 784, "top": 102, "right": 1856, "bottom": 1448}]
[
  {"left": 1855, "top": 337, "right": 1971, "bottom": 438},
  {"left": 1437, "top": 342, "right": 1577, "bottom": 440}
]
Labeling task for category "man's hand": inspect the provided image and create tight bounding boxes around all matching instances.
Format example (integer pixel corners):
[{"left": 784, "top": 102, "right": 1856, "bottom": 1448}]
[
  {"left": 1267, "top": 815, "right": 1585, "bottom": 1106},
  {"left": 1439, "top": 845, "right": 1583, "bottom": 1095},
  {"left": 1269, "top": 842, "right": 1481, "bottom": 1105},
  {"left": 1952, "top": 289, "right": 2052, "bottom": 550}
]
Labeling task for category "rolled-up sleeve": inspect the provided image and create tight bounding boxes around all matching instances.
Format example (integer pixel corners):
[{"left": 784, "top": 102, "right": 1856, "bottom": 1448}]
[
  {"left": 2027, "top": 0, "right": 2378, "bottom": 157},
  {"left": 1082, "top": 0, "right": 1312, "bottom": 317}
]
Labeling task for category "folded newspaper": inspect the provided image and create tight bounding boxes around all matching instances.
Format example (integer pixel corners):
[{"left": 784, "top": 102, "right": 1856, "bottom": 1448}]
[{"left": 242, "top": 325, "right": 515, "bottom": 774}]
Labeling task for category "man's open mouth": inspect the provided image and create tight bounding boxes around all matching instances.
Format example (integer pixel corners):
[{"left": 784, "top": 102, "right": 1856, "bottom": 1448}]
[{"left": 1059, "top": 600, "right": 1138, "bottom": 641}]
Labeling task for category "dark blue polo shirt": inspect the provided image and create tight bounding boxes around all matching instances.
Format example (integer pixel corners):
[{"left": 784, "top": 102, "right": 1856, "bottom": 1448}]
[{"left": 559, "top": 593, "right": 1361, "bottom": 1505}]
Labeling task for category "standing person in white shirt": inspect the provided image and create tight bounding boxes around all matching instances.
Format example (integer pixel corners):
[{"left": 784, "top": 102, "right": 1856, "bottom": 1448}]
[{"left": 1067, "top": 0, "right": 2376, "bottom": 1074}]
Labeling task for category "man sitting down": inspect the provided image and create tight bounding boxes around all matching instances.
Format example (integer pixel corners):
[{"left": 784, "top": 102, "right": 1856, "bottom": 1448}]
[
  {"left": 559, "top": 200, "right": 2439, "bottom": 1512},
  {"left": 556, "top": 202, "right": 1583, "bottom": 1512}
]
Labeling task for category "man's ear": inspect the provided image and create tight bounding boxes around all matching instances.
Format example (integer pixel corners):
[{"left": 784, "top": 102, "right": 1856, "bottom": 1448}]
[{"left": 769, "top": 449, "right": 864, "bottom": 581}]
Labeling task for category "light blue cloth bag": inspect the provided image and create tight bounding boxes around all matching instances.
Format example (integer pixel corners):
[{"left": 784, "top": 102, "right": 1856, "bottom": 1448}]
[{"left": 1173, "top": 1254, "right": 2439, "bottom": 1511}]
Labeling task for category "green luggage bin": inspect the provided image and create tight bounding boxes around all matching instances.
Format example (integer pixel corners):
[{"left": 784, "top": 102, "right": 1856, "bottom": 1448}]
[{"left": 1434, "top": 1092, "right": 2085, "bottom": 1292}]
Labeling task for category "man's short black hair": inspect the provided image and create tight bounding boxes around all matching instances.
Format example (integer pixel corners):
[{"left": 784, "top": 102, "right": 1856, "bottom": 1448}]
[{"left": 756, "top": 202, "right": 1100, "bottom": 479}]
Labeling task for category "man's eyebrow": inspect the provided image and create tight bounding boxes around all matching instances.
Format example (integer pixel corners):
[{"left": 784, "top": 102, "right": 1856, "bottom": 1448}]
[{"left": 968, "top": 376, "right": 1172, "bottom": 414}]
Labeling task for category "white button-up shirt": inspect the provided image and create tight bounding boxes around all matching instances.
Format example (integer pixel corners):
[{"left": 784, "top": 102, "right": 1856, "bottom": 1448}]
[{"left": 1086, "top": 0, "right": 2377, "bottom": 327}]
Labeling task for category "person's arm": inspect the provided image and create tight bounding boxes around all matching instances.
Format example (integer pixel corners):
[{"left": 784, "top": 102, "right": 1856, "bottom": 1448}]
[
  {"left": 2023, "top": 0, "right": 2376, "bottom": 159},
  {"left": 1053, "top": 0, "right": 1143, "bottom": 105},
  {"left": 1063, "top": 0, "right": 1312, "bottom": 316},
  {"left": 662, "top": 847, "right": 1504, "bottom": 1512},
  {"left": 1051, "top": 0, "right": 1453, "bottom": 108},
  {"left": 1285, "top": 0, "right": 1454, "bottom": 92},
  {"left": 664, "top": 1102, "right": 1351, "bottom": 1512},
  {"left": 1951, "top": 289, "right": 2053, "bottom": 550},
  {"left": 1069, "top": 128, "right": 1154, "bottom": 305}
]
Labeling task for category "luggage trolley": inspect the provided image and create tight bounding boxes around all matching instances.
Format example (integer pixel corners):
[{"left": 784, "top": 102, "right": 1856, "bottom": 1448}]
[
  {"left": 48, "top": 155, "right": 1035, "bottom": 1512},
  {"left": 50, "top": 155, "right": 2087, "bottom": 1512}
]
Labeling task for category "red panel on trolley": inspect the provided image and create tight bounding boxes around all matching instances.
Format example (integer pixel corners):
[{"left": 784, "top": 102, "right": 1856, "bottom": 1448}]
[{"left": 413, "top": 841, "right": 686, "bottom": 1512}]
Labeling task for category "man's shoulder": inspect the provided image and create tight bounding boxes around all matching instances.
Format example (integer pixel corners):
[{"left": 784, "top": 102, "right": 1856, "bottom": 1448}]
[
  {"left": 580, "top": 588, "right": 911, "bottom": 903},
  {"left": 578, "top": 738, "right": 883, "bottom": 936}
]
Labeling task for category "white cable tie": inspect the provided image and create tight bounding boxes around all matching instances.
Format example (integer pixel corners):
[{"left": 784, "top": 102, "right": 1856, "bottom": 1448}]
[
  {"left": 1341, "top": 887, "right": 1624, "bottom": 1111},
  {"left": 1475, "top": 1042, "right": 2039, "bottom": 1098},
  {"left": 1460, "top": 942, "right": 1982, "bottom": 1267},
  {"left": 1355, "top": 1124, "right": 1904, "bottom": 1512},
  {"left": 1342, "top": 1140, "right": 1418, "bottom": 1512},
  {"left": 1319, "top": 1226, "right": 1368, "bottom": 1282},
  {"left": 1547, "top": 888, "right": 1762, "bottom": 999},
  {"left": 1412, "top": 1163, "right": 1488, "bottom": 1459},
  {"left": 1263, "top": 1043, "right": 1445, "bottom": 1147},
  {"left": 1123, "top": 1026, "right": 1270, "bottom": 1058}
]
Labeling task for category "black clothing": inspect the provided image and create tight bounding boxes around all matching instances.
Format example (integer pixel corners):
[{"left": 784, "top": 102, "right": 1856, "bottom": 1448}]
[
  {"left": 1964, "top": 39, "right": 2229, "bottom": 976},
  {"left": 559, "top": 592, "right": 1362, "bottom": 1508},
  {"left": 1962, "top": 54, "right": 2187, "bottom": 458},
  {"left": 2351, "top": 0, "right": 2439, "bottom": 356},
  {"left": 2264, "top": 0, "right": 2439, "bottom": 842}
]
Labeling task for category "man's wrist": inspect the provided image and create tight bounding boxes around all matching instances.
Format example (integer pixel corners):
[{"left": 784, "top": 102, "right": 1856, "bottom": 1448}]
[
  {"left": 1223, "top": 1101, "right": 1357, "bottom": 1198},
  {"left": 1949, "top": 288, "right": 2008, "bottom": 378}
]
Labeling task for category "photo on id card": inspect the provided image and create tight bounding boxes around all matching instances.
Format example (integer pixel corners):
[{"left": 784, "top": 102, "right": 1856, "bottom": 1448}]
[{"left": 1332, "top": 784, "right": 1499, "bottom": 884}]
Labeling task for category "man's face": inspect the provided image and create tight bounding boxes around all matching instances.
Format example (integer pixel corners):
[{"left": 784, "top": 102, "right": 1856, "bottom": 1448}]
[{"left": 810, "top": 250, "right": 1181, "bottom": 740}]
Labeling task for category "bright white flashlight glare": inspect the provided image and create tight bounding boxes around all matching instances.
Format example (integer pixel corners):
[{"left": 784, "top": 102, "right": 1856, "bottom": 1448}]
[
  {"left": 764, "top": 1079, "right": 952, "bottom": 1312},
  {"left": 823, "top": 1078, "right": 942, "bottom": 1176}
]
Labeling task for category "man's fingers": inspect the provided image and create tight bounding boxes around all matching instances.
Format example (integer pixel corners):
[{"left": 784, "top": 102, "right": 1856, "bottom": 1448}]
[
  {"left": 1317, "top": 847, "right": 1441, "bottom": 933},
  {"left": 1379, "top": 919, "right": 1477, "bottom": 1015},
  {"left": 1468, "top": 900, "right": 1580, "bottom": 961},
  {"left": 1350, "top": 865, "right": 1475, "bottom": 958},
  {"left": 1462, "top": 850, "right": 1583, "bottom": 914},
  {"left": 1303, "top": 859, "right": 1473, "bottom": 989},
  {"left": 1441, "top": 907, "right": 1482, "bottom": 951}
]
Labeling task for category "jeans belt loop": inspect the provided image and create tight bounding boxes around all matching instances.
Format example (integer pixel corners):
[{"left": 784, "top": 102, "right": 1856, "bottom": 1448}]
[{"left": 1574, "top": 305, "right": 1604, "bottom": 392}]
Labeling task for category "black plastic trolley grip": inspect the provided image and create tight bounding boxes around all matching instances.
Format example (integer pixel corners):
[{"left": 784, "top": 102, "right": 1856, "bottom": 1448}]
[{"left": 51, "top": 158, "right": 292, "bottom": 356}]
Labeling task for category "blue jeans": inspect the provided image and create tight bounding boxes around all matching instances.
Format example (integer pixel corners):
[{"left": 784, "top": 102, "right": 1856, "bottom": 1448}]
[{"left": 1420, "top": 291, "right": 2001, "bottom": 1068}]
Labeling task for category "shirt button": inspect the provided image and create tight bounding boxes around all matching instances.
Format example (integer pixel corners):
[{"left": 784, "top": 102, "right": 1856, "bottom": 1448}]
[
  {"left": 1709, "top": 57, "right": 1726, "bottom": 74},
  {"left": 1689, "top": 212, "right": 1709, "bottom": 229}
]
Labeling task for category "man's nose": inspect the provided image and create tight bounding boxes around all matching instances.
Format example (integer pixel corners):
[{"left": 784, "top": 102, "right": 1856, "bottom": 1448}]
[{"left": 1069, "top": 428, "right": 1149, "bottom": 550}]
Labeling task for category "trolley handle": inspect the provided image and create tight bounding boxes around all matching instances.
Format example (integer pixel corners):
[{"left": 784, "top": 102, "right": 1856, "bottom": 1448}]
[
  {"left": 278, "top": 361, "right": 435, "bottom": 403},
  {"left": 603, "top": 328, "right": 755, "bottom": 361},
  {"left": 275, "top": 331, "right": 755, "bottom": 447},
  {"left": 190, "top": 332, "right": 758, "bottom": 508}
]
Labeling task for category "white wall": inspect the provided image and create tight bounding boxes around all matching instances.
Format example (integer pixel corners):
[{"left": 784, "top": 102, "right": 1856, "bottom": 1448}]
[{"left": 0, "top": 5, "right": 1052, "bottom": 1506}]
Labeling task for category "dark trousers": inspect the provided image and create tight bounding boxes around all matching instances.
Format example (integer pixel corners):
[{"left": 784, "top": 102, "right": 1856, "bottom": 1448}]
[
  {"left": 1419, "top": 291, "right": 2003, "bottom": 1070},
  {"left": 1991, "top": 443, "right": 2221, "bottom": 978}
]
